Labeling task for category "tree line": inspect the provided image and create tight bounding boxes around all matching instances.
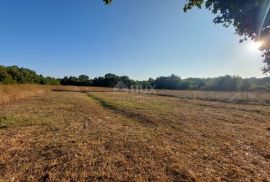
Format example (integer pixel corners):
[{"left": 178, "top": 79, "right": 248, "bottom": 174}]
[
  {"left": 0, "top": 65, "right": 60, "bottom": 85},
  {"left": 1, "top": 65, "right": 270, "bottom": 91},
  {"left": 61, "top": 73, "right": 270, "bottom": 91}
]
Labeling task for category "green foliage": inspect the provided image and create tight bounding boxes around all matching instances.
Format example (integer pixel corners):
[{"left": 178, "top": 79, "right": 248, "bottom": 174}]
[
  {"left": 152, "top": 74, "right": 188, "bottom": 90},
  {"left": 61, "top": 72, "right": 270, "bottom": 91},
  {"left": 0, "top": 66, "right": 14, "bottom": 84},
  {"left": 204, "top": 75, "right": 241, "bottom": 91},
  {"left": 91, "top": 74, "right": 134, "bottom": 87},
  {"left": 147, "top": 74, "right": 270, "bottom": 91},
  {"left": 40, "top": 76, "right": 60, "bottom": 85},
  {"left": 184, "top": 78, "right": 206, "bottom": 90},
  {"left": 0, "top": 65, "right": 60, "bottom": 85},
  {"left": 2, "top": 65, "right": 268, "bottom": 91},
  {"left": 60, "top": 75, "right": 92, "bottom": 86}
]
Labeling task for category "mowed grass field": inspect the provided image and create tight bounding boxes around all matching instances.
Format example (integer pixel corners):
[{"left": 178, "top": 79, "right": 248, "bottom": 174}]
[{"left": 0, "top": 86, "right": 270, "bottom": 181}]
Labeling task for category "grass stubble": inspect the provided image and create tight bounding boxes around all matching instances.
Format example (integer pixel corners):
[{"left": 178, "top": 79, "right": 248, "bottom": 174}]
[{"left": 0, "top": 85, "right": 269, "bottom": 181}]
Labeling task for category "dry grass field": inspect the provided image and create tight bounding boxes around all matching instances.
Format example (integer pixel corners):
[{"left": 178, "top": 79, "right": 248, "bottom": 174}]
[
  {"left": 0, "top": 85, "right": 269, "bottom": 181},
  {"left": 148, "top": 90, "right": 270, "bottom": 105},
  {"left": 0, "top": 85, "right": 50, "bottom": 105},
  {"left": 51, "top": 85, "right": 113, "bottom": 93}
]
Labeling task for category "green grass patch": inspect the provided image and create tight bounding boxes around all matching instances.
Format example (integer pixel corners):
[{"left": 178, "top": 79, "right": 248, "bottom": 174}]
[
  {"left": 88, "top": 93, "right": 155, "bottom": 125},
  {"left": 88, "top": 94, "right": 118, "bottom": 111},
  {"left": 0, "top": 115, "right": 50, "bottom": 129}
]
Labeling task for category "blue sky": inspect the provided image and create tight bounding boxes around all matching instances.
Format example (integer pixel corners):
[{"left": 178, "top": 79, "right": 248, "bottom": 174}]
[{"left": 0, "top": 0, "right": 264, "bottom": 79}]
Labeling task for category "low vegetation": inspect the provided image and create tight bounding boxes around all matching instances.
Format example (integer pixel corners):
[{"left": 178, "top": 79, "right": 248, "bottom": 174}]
[
  {"left": 149, "top": 90, "right": 270, "bottom": 105},
  {"left": 0, "top": 84, "right": 50, "bottom": 105}
]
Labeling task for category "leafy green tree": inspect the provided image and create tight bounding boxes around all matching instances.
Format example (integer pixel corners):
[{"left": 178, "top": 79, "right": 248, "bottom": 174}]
[
  {"left": 0, "top": 65, "right": 59, "bottom": 85},
  {"left": 93, "top": 76, "right": 105, "bottom": 86},
  {"left": 240, "top": 79, "right": 253, "bottom": 91},
  {"left": 153, "top": 74, "right": 185, "bottom": 89},
  {"left": 60, "top": 76, "right": 70, "bottom": 85},
  {"left": 205, "top": 75, "right": 241, "bottom": 91},
  {"left": 78, "top": 75, "right": 91, "bottom": 86},
  {"left": 40, "top": 76, "right": 60, "bottom": 85},
  {"left": 4, "top": 66, "right": 41, "bottom": 84},
  {"left": 104, "top": 73, "right": 120, "bottom": 87},
  {"left": 185, "top": 78, "right": 206, "bottom": 90},
  {"left": 0, "top": 66, "right": 14, "bottom": 83},
  {"left": 78, "top": 75, "right": 89, "bottom": 82},
  {"left": 120, "top": 76, "right": 134, "bottom": 87}
]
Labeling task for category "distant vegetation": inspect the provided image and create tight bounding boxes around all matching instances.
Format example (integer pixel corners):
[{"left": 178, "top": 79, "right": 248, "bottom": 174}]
[
  {"left": 1, "top": 65, "right": 270, "bottom": 91},
  {"left": 0, "top": 65, "right": 60, "bottom": 85},
  {"left": 62, "top": 74, "right": 270, "bottom": 91}
]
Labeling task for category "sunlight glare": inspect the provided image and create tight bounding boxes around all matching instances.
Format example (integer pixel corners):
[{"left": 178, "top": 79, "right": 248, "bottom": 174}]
[{"left": 250, "top": 41, "right": 263, "bottom": 51}]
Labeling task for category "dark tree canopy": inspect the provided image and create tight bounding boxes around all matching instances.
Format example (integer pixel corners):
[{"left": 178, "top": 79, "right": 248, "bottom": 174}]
[
  {"left": 103, "top": 0, "right": 270, "bottom": 73},
  {"left": 2, "top": 65, "right": 269, "bottom": 91}
]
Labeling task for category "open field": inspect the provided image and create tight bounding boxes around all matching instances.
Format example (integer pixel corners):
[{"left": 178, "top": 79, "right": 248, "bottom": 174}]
[
  {"left": 51, "top": 85, "right": 113, "bottom": 93},
  {"left": 0, "top": 86, "right": 270, "bottom": 181},
  {"left": 0, "top": 85, "right": 112, "bottom": 105},
  {"left": 2, "top": 84, "right": 270, "bottom": 105},
  {"left": 146, "top": 90, "right": 270, "bottom": 105}
]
